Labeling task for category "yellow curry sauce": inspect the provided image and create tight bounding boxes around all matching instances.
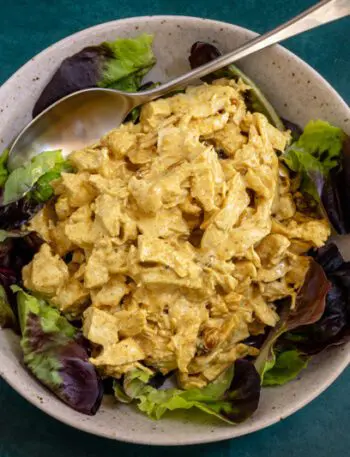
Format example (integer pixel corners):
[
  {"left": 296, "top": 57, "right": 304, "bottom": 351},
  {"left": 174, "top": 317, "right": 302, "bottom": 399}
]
[{"left": 22, "top": 79, "right": 330, "bottom": 389}]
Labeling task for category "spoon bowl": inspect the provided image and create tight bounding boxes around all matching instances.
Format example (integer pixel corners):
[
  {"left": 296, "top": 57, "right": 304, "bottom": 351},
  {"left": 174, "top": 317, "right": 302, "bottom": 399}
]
[{"left": 7, "top": 88, "right": 142, "bottom": 171}]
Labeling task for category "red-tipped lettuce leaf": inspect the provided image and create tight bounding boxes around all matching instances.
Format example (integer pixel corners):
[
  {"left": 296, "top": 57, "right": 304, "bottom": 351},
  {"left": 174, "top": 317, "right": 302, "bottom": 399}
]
[
  {"left": 33, "top": 34, "right": 156, "bottom": 117},
  {"left": 221, "top": 359, "right": 261, "bottom": 423},
  {"left": 282, "top": 120, "right": 350, "bottom": 233},
  {"left": 286, "top": 243, "right": 350, "bottom": 353},
  {"left": 13, "top": 287, "right": 103, "bottom": 415},
  {"left": 287, "top": 260, "right": 331, "bottom": 331},
  {"left": 255, "top": 259, "right": 330, "bottom": 379},
  {"left": 33, "top": 46, "right": 111, "bottom": 117}
]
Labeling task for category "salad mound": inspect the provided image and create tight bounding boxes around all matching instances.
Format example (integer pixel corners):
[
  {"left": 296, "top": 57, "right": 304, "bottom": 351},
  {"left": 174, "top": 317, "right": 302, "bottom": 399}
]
[{"left": 0, "top": 35, "right": 349, "bottom": 424}]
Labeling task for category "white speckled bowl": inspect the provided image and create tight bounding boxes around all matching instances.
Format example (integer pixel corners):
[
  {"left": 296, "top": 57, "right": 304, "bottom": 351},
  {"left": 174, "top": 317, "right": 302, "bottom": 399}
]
[{"left": 0, "top": 16, "right": 349, "bottom": 446}]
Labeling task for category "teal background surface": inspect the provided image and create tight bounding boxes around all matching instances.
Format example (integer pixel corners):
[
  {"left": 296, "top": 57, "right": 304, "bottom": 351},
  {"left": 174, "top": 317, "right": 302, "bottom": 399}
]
[{"left": 0, "top": 0, "right": 349, "bottom": 456}]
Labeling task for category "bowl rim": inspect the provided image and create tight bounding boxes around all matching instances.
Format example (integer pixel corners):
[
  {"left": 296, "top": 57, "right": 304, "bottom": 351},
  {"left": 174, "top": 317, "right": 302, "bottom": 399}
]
[{"left": 0, "top": 14, "right": 349, "bottom": 446}]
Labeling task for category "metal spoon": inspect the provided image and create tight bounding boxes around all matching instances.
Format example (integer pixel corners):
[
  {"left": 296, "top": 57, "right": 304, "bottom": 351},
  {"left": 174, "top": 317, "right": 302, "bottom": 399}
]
[{"left": 7, "top": 0, "right": 349, "bottom": 171}]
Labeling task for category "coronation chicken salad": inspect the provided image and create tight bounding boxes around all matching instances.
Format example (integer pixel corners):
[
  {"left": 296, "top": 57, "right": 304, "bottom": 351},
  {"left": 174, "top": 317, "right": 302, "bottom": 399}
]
[
  {"left": 22, "top": 79, "right": 330, "bottom": 390},
  {"left": 1, "top": 35, "right": 348, "bottom": 423}
]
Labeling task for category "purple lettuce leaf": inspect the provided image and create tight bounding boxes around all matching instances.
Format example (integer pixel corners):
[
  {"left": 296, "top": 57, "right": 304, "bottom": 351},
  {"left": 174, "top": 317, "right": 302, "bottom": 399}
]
[
  {"left": 281, "top": 119, "right": 303, "bottom": 142},
  {"left": 220, "top": 359, "right": 261, "bottom": 423},
  {"left": 0, "top": 233, "right": 43, "bottom": 281},
  {"left": 0, "top": 197, "right": 43, "bottom": 231}
]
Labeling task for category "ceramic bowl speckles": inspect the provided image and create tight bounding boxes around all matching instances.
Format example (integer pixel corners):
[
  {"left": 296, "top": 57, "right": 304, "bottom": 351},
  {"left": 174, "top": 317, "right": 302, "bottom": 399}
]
[{"left": 0, "top": 16, "right": 349, "bottom": 446}]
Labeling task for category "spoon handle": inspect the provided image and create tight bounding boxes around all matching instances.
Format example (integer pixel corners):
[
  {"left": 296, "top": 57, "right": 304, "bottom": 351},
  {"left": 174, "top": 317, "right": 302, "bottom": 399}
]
[{"left": 144, "top": 0, "right": 350, "bottom": 100}]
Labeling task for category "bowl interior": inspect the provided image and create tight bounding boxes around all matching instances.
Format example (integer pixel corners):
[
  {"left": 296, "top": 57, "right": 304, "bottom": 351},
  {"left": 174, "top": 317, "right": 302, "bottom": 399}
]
[{"left": 0, "top": 15, "right": 349, "bottom": 446}]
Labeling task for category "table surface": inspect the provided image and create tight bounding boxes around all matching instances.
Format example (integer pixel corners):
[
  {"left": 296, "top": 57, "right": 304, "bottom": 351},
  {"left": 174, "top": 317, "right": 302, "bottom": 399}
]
[{"left": 0, "top": 1, "right": 349, "bottom": 456}]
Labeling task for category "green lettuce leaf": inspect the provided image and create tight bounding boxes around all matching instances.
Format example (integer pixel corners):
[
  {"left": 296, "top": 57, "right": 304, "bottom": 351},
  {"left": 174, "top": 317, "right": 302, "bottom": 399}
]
[
  {"left": 99, "top": 34, "right": 156, "bottom": 91},
  {"left": 282, "top": 120, "right": 345, "bottom": 201},
  {"left": 115, "top": 359, "right": 261, "bottom": 424},
  {"left": 113, "top": 382, "right": 133, "bottom": 403},
  {"left": 122, "top": 367, "right": 234, "bottom": 421},
  {"left": 3, "top": 150, "right": 64, "bottom": 205},
  {"left": 109, "top": 70, "right": 146, "bottom": 92},
  {"left": 12, "top": 286, "right": 103, "bottom": 415},
  {"left": 262, "top": 349, "right": 309, "bottom": 386},
  {"left": 29, "top": 160, "right": 73, "bottom": 203},
  {"left": 0, "top": 148, "right": 9, "bottom": 187}
]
